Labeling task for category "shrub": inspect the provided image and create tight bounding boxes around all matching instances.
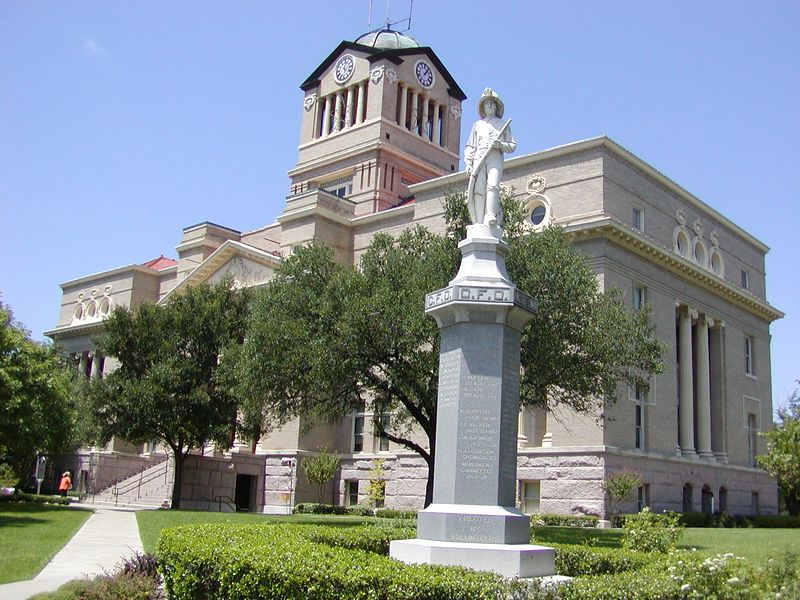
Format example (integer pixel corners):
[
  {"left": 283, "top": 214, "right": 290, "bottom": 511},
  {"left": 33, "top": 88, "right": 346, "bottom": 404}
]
[
  {"left": 0, "top": 491, "right": 71, "bottom": 505},
  {"left": 156, "top": 522, "right": 526, "bottom": 599},
  {"left": 292, "top": 502, "right": 375, "bottom": 516},
  {"left": 553, "top": 544, "right": 650, "bottom": 576},
  {"left": 602, "top": 471, "right": 642, "bottom": 519},
  {"left": 622, "top": 507, "right": 682, "bottom": 553},
  {"left": 534, "top": 514, "right": 599, "bottom": 528},
  {"left": 29, "top": 572, "right": 161, "bottom": 600},
  {"left": 749, "top": 514, "right": 800, "bottom": 528},
  {"left": 300, "top": 448, "right": 340, "bottom": 504},
  {"left": 119, "top": 552, "right": 160, "bottom": 579},
  {"left": 375, "top": 508, "right": 418, "bottom": 520},
  {"left": 679, "top": 511, "right": 710, "bottom": 527}
]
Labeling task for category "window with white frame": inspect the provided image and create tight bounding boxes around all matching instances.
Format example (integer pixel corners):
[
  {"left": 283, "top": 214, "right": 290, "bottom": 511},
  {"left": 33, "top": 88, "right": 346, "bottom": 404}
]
[
  {"left": 632, "top": 206, "right": 643, "bottom": 231},
  {"left": 520, "top": 480, "right": 540, "bottom": 514},
  {"left": 745, "top": 335, "right": 755, "bottom": 376},
  {"left": 352, "top": 415, "right": 365, "bottom": 453},
  {"left": 747, "top": 412, "right": 758, "bottom": 466},
  {"left": 374, "top": 414, "right": 390, "bottom": 452},
  {"left": 323, "top": 176, "right": 353, "bottom": 198},
  {"left": 631, "top": 383, "right": 647, "bottom": 450},
  {"left": 635, "top": 404, "right": 645, "bottom": 450},
  {"left": 346, "top": 480, "right": 359, "bottom": 506}
]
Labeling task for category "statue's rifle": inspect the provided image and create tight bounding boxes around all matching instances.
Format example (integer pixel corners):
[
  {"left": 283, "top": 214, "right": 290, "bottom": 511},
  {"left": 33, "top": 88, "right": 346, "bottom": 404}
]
[{"left": 466, "top": 118, "right": 512, "bottom": 221}]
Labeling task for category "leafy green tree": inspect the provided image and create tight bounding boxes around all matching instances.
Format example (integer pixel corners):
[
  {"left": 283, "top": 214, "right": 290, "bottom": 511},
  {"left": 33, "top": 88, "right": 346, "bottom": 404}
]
[
  {"left": 238, "top": 192, "right": 663, "bottom": 506},
  {"left": 301, "top": 447, "right": 340, "bottom": 504},
  {"left": 85, "top": 283, "right": 250, "bottom": 509},
  {"left": 365, "top": 458, "right": 387, "bottom": 508},
  {"left": 757, "top": 383, "right": 800, "bottom": 516},
  {"left": 0, "top": 302, "right": 77, "bottom": 484},
  {"left": 602, "top": 470, "right": 644, "bottom": 520}
]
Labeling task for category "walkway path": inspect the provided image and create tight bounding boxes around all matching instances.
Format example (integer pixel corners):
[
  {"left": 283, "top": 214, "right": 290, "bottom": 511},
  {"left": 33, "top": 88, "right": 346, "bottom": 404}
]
[{"left": 0, "top": 504, "right": 145, "bottom": 600}]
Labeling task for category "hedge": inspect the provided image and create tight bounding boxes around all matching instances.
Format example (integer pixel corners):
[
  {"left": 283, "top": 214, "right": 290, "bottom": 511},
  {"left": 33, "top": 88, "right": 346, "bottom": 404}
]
[
  {"left": 551, "top": 544, "right": 651, "bottom": 576},
  {"left": 532, "top": 514, "right": 599, "bottom": 528},
  {"left": 293, "top": 503, "right": 375, "bottom": 516},
  {"left": 156, "top": 523, "right": 533, "bottom": 599},
  {"left": 0, "top": 492, "right": 71, "bottom": 506},
  {"left": 375, "top": 508, "right": 419, "bottom": 520},
  {"left": 679, "top": 511, "right": 800, "bottom": 528}
]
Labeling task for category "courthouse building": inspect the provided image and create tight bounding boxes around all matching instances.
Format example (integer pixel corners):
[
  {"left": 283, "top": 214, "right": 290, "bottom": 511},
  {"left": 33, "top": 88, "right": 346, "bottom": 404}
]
[{"left": 47, "top": 28, "right": 782, "bottom": 517}]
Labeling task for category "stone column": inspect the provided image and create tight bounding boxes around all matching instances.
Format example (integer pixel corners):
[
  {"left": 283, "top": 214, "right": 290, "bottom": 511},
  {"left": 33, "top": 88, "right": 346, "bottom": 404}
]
[
  {"left": 322, "top": 95, "right": 333, "bottom": 136},
  {"left": 432, "top": 104, "right": 442, "bottom": 145},
  {"left": 391, "top": 225, "right": 555, "bottom": 579},
  {"left": 695, "top": 314, "right": 714, "bottom": 460},
  {"left": 90, "top": 353, "right": 101, "bottom": 379},
  {"left": 421, "top": 96, "right": 429, "bottom": 139},
  {"left": 517, "top": 408, "right": 529, "bottom": 447},
  {"left": 356, "top": 83, "right": 365, "bottom": 124},
  {"left": 678, "top": 305, "right": 697, "bottom": 458},
  {"left": 78, "top": 352, "right": 88, "bottom": 377},
  {"left": 410, "top": 92, "right": 419, "bottom": 134},
  {"left": 345, "top": 87, "right": 354, "bottom": 128},
  {"left": 333, "top": 92, "right": 343, "bottom": 132},
  {"left": 398, "top": 84, "right": 408, "bottom": 128}
]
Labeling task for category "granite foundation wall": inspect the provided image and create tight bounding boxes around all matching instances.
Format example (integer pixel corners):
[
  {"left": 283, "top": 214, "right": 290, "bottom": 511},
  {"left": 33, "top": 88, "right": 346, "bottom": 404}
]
[{"left": 180, "top": 452, "right": 266, "bottom": 513}]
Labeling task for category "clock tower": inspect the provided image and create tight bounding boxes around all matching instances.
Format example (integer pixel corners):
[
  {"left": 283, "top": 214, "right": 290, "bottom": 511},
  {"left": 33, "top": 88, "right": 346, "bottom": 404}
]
[{"left": 279, "top": 28, "right": 465, "bottom": 254}]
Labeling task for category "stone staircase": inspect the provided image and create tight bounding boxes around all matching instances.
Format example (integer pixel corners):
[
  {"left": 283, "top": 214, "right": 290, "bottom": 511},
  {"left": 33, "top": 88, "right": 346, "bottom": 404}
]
[{"left": 89, "top": 456, "right": 174, "bottom": 509}]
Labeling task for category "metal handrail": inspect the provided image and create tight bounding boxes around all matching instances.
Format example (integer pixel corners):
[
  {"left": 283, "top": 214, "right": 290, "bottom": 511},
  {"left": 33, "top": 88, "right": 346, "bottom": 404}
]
[
  {"left": 93, "top": 453, "right": 169, "bottom": 496},
  {"left": 111, "top": 457, "right": 172, "bottom": 506}
]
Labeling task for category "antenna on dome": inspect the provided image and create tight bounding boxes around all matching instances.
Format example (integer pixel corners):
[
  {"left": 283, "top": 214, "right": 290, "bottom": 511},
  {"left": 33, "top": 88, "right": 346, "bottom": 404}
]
[{"left": 367, "top": 0, "right": 413, "bottom": 33}]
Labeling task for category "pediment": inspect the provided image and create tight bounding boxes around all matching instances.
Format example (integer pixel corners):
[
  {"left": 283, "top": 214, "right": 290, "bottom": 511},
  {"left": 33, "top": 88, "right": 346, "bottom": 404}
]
[{"left": 160, "top": 241, "right": 281, "bottom": 303}]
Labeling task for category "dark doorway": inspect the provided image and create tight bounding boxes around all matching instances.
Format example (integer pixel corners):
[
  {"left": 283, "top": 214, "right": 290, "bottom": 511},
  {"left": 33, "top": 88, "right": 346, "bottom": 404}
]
[
  {"left": 701, "top": 486, "right": 714, "bottom": 515},
  {"left": 235, "top": 474, "right": 253, "bottom": 512}
]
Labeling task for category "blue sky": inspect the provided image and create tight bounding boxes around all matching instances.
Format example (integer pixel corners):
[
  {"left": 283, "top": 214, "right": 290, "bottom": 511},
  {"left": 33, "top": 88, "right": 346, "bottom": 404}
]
[{"left": 2, "top": 1, "right": 798, "bottom": 412}]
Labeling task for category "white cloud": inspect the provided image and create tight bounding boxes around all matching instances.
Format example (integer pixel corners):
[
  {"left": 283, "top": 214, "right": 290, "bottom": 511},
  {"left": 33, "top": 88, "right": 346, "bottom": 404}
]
[{"left": 82, "top": 38, "right": 109, "bottom": 58}]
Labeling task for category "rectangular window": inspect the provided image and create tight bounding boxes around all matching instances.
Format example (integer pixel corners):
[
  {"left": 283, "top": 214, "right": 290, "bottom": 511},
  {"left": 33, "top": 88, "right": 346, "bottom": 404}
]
[
  {"left": 747, "top": 413, "right": 758, "bottom": 466},
  {"left": 352, "top": 416, "right": 365, "bottom": 453},
  {"left": 346, "top": 480, "right": 359, "bottom": 506},
  {"left": 375, "top": 414, "right": 390, "bottom": 452},
  {"left": 632, "top": 206, "right": 643, "bottom": 231},
  {"left": 745, "top": 335, "right": 755, "bottom": 376},
  {"left": 635, "top": 404, "right": 644, "bottom": 450},
  {"left": 637, "top": 484, "right": 650, "bottom": 512},
  {"left": 633, "top": 285, "right": 647, "bottom": 310},
  {"left": 521, "top": 480, "right": 540, "bottom": 514},
  {"left": 741, "top": 269, "right": 750, "bottom": 290},
  {"left": 751, "top": 492, "right": 760, "bottom": 515}
]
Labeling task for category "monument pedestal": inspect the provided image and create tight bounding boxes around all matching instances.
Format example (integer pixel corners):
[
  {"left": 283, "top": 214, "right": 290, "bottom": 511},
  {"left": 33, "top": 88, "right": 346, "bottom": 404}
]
[{"left": 390, "top": 225, "right": 557, "bottom": 579}]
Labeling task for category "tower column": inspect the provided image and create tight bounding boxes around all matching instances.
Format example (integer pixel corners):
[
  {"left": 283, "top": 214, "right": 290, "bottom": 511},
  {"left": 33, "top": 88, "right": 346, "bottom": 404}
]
[
  {"left": 695, "top": 314, "right": 714, "bottom": 460},
  {"left": 398, "top": 84, "right": 408, "bottom": 129},
  {"left": 356, "top": 82, "right": 366, "bottom": 124},
  {"left": 421, "top": 95, "right": 429, "bottom": 138},
  {"left": 679, "top": 305, "right": 697, "bottom": 458},
  {"left": 432, "top": 103, "right": 442, "bottom": 145},
  {"left": 333, "top": 92, "right": 343, "bottom": 132},
  {"left": 345, "top": 87, "right": 354, "bottom": 128},
  {"left": 410, "top": 91, "right": 419, "bottom": 133},
  {"left": 322, "top": 95, "right": 333, "bottom": 136}
]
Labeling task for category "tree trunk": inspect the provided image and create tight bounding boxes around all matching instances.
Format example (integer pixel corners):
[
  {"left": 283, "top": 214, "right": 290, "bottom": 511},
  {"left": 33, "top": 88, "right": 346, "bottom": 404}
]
[
  {"left": 424, "top": 448, "right": 435, "bottom": 507},
  {"left": 171, "top": 450, "right": 185, "bottom": 510}
]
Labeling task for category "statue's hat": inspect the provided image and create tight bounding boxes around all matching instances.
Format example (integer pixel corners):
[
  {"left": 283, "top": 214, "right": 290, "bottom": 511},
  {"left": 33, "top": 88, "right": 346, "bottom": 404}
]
[{"left": 477, "top": 87, "right": 504, "bottom": 119}]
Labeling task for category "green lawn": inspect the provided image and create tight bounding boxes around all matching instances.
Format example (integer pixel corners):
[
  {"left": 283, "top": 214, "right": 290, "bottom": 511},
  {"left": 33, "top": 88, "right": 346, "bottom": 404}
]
[
  {"left": 532, "top": 525, "right": 799, "bottom": 566},
  {"left": 0, "top": 503, "right": 92, "bottom": 583},
  {"left": 136, "top": 510, "right": 375, "bottom": 553}
]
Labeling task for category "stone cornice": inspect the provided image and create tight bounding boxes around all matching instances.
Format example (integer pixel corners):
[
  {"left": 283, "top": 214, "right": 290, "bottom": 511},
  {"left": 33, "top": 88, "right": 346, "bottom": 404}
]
[
  {"left": 566, "top": 218, "right": 783, "bottom": 322},
  {"left": 160, "top": 240, "right": 282, "bottom": 304},
  {"left": 59, "top": 264, "right": 159, "bottom": 289},
  {"left": 45, "top": 320, "right": 104, "bottom": 340}
]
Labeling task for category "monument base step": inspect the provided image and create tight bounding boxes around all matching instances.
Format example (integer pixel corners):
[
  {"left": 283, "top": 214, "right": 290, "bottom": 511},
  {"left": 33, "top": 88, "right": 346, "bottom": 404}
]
[{"left": 389, "top": 538, "right": 556, "bottom": 578}]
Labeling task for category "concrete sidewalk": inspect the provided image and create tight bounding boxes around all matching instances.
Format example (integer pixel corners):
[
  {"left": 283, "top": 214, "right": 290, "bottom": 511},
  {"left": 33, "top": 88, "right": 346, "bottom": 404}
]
[{"left": 0, "top": 504, "right": 145, "bottom": 600}]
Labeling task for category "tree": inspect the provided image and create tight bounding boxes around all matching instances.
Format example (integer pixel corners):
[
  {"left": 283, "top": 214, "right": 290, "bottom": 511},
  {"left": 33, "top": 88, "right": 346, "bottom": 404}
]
[
  {"left": 757, "top": 383, "right": 800, "bottom": 516},
  {"left": 301, "top": 447, "right": 340, "bottom": 504},
  {"left": 365, "top": 458, "right": 387, "bottom": 508},
  {"left": 238, "top": 192, "right": 663, "bottom": 506},
  {"left": 0, "top": 302, "right": 78, "bottom": 485},
  {"left": 85, "top": 282, "right": 250, "bottom": 509},
  {"left": 602, "top": 470, "right": 644, "bottom": 520}
]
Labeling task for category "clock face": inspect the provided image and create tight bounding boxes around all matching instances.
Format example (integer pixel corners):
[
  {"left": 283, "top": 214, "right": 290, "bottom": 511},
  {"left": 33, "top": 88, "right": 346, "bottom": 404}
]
[
  {"left": 415, "top": 60, "right": 434, "bottom": 88},
  {"left": 334, "top": 55, "right": 355, "bottom": 84}
]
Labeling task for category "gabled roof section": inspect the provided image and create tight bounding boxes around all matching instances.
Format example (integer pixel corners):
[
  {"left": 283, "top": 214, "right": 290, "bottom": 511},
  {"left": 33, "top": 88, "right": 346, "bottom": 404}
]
[
  {"left": 141, "top": 255, "right": 178, "bottom": 270},
  {"left": 159, "top": 240, "right": 281, "bottom": 304},
  {"left": 300, "top": 40, "right": 466, "bottom": 101}
]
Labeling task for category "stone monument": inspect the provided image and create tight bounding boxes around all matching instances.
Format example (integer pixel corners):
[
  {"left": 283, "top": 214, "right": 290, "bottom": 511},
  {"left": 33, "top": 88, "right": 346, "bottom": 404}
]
[{"left": 390, "top": 89, "right": 556, "bottom": 578}]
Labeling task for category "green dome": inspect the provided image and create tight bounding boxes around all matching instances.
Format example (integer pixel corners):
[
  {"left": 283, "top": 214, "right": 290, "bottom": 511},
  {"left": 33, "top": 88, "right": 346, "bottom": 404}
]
[{"left": 355, "top": 28, "right": 420, "bottom": 49}]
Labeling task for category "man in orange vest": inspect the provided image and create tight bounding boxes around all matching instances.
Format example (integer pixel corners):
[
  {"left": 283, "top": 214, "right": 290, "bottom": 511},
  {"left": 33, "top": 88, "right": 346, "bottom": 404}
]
[{"left": 58, "top": 471, "right": 72, "bottom": 497}]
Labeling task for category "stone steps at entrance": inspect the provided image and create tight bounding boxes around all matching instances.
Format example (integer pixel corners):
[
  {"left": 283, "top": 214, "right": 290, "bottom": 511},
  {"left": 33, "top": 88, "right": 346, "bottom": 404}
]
[{"left": 90, "top": 456, "right": 174, "bottom": 509}]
